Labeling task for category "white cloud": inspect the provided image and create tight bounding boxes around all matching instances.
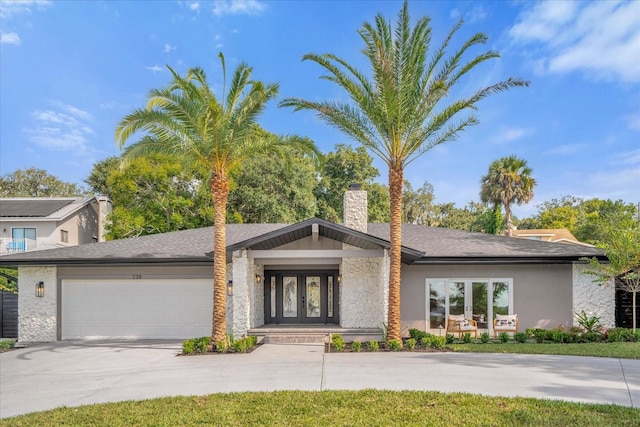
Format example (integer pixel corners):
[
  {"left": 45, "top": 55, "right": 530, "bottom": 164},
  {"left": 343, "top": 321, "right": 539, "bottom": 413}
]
[
  {"left": 146, "top": 65, "right": 164, "bottom": 73},
  {"left": 212, "top": 0, "right": 266, "bottom": 16},
  {"left": 509, "top": 1, "right": 640, "bottom": 83},
  {"left": 544, "top": 143, "right": 589, "bottom": 156},
  {"left": 468, "top": 6, "right": 487, "bottom": 23},
  {"left": 164, "top": 43, "right": 176, "bottom": 53},
  {"left": 0, "top": 0, "right": 51, "bottom": 19},
  {"left": 189, "top": 1, "right": 200, "bottom": 12},
  {"left": 25, "top": 103, "right": 94, "bottom": 152},
  {"left": 623, "top": 111, "right": 640, "bottom": 132},
  {"left": 0, "top": 31, "right": 20, "bottom": 45},
  {"left": 493, "top": 127, "right": 531, "bottom": 143}
]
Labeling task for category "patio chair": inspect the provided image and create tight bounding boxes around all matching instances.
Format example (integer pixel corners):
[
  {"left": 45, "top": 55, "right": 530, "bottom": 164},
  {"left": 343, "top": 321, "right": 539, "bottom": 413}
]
[
  {"left": 446, "top": 314, "right": 478, "bottom": 339},
  {"left": 493, "top": 314, "right": 518, "bottom": 338}
]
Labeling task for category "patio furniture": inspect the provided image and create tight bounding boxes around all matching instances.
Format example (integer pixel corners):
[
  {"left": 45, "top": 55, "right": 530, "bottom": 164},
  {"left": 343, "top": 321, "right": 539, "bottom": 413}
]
[
  {"left": 493, "top": 314, "right": 518, "bottom": 337},
  {"left": 446, "top": 314, "right": 478, "bottom": 339}
]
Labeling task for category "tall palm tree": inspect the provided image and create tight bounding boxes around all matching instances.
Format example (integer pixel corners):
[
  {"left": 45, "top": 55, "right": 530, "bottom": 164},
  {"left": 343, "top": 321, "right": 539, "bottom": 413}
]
[
  {"left": 281, "top": 1, "right": 528, "bottom": 341},
  {"left": 116, "top": 53, "right": 316, "bottom": 343},
  {"left": 480, "top": 155, "right": 536, "bottom": 236}
]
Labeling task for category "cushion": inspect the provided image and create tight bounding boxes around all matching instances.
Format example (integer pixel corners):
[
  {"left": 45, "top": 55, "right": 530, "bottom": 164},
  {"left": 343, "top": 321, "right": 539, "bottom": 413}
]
[
  {"left": 449, "top": 314, "right": 465, "bottom": 322},
  {"left": 495, "top": 314, "right": 517, "bottom": 327}
]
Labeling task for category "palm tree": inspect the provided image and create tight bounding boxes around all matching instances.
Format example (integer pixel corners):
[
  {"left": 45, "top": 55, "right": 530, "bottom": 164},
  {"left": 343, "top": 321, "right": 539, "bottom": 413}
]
[
  {"left": 281, "top": 1, "right": 528, "bottom": 341},
  {"left": 116, "top": 53, "right": 316, "bottom": 343},
  {"left": 480, "top": 155, "right": 536, "bottom": 236}
]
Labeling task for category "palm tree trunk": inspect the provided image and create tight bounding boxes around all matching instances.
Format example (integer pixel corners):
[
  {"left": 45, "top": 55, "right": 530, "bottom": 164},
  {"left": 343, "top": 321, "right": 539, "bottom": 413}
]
[
  {"left": 504, "top": 202, "right": 513, "bottom": 237},
  {"left": 211, "top": 174, "right": 229, "bottom": 343},
  {"left": 387, "top": 166, "right": 403, "bottom": 342}
]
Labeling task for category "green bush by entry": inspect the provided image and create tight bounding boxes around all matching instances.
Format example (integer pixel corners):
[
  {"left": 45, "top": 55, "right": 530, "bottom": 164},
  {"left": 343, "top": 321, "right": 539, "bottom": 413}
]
[
  {"left": 331, "top": 334, "right": 346, "bottom": 352},
  {"left": 182, "top": 336, "right": 211, "bottom": 354}
]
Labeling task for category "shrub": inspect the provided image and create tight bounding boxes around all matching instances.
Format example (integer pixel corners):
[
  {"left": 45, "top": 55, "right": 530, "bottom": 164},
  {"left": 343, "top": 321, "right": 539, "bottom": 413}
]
[
  {"left": 445, "top": 334, "right": 455, "bottom": 344},
  {"left": 351, "top": 340, "right": 362, "bottom": 352},
  {"left": 182, "top": 340, "right": 195, "bottom": 355},
  {"left": 462, "top": 332, "right": 472, "bottom": 344},
  {"left": 574, "top": 310, "right": 602, "bottom": 333},
  {"left": 514, "top": 332, "right": 528, "bottom": 343},
  {"left": 606, "top": 328, "right": 638, "bottom": 343},
  {"left": 367, "top": 340, "right": 379, "bottom": 351},
  {"left": 183, "top": 337, "right": 211, "bottom": 354},
  {"left": 0, "top": 339, "right": 15, "bottom": 350},
  {"left": 582, "top": 331, "right": 603, "bottom": 343},
  {"left": 532, "top": 329, "right": 547, "bottom": 343},
  {"left": 405, "top": 338, "right": 416, "bottom": 351},
  {"left": 233, "top": 338, "right": 247, "bottom": 353},
  {"left": 480, "top": 332, "right": 490, "bottom": 344},
  {"left": 246, "top": 336, "right": 258, "bottom": 347},
  {"left": 215, "top": 340, "right": 227, "bottom": 353},
  {"left": 332, "top": 334, "right": 346, "bottom": 352},
  {"left": 408, "top": 329, "right": 431, "bottom": 341},
  {"left": 430, "top": 336, "right": 446, "bottom": 349},
  {"left": 499, "top": 332, "right": 510, "bottom": 343},
  {"left": 388, "top": 339, "right": 403, "bottom": 351},
  {"left": 420, "top": 337, "right": 431, "bottom": 348}
]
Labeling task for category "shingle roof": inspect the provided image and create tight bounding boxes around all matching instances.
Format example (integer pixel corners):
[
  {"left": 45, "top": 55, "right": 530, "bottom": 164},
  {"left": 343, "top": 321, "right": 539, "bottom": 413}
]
[{"left": 0, "top": 220, "right": 605, "bottom": 266}]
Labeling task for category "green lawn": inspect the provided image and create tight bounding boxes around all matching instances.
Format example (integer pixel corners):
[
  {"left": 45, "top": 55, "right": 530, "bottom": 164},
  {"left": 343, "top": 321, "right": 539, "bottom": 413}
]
[
  {"left": 3, "top": 390, "right": 639, "bottom": 427},
  {"left": 450, "top": 341, "right": 640, "bottom": 359}
]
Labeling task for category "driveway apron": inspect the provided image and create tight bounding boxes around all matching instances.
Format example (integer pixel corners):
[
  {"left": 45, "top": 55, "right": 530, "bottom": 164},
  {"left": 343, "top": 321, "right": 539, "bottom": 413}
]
[{"left": 1, "top": 341, "right": 638, "bottom": 419}]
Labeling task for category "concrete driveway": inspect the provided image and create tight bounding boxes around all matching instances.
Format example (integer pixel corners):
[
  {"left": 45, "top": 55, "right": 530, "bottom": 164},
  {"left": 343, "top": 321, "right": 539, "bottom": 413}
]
[{"left": 1, "top": 341, "right": 638, "bottom": 418}]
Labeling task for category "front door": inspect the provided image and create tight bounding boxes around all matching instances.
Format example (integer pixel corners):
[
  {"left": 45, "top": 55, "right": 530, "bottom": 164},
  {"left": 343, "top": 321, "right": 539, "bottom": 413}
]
[{"left": 265, "top": 271, "right": 339, "bottom": 324}]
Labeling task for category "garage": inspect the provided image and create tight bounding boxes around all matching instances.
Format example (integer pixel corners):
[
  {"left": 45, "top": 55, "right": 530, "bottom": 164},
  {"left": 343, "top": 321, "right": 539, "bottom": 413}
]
[{"left": 61, "top": 279, "right": 213, "bottom": 340}]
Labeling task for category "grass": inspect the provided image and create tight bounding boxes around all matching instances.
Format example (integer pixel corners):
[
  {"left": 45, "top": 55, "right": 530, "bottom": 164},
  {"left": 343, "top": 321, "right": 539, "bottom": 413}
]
[
  {"left": 3, "top": 390, "right": 639, "bottom": 426},
  {"left": 451, "top": 341, "right": 640, "bottom": 359},
  {"left": 0, "top": 338, "right": 16, "bottom": 352}
]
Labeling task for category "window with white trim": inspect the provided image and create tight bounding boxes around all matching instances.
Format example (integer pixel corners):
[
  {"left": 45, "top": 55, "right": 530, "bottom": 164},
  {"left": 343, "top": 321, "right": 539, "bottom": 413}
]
[{"left": 60, "top": 229, "right": 69, "bottom": 243}]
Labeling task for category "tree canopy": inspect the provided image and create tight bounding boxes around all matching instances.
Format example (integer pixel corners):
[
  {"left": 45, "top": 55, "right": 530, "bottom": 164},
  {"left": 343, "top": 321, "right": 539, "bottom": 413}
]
[{"left": 0, "top": 167, "right": 87, "bottom": 197}]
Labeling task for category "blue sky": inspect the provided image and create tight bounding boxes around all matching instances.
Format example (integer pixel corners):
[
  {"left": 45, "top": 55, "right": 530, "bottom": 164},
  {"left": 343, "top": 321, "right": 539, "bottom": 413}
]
[{"left": 1, "top": 0, "right": 638, "bottom": 218}]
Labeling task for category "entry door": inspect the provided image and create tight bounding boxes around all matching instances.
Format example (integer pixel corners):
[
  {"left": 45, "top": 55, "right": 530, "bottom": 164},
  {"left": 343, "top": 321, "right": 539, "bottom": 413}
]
[{"left": 265, "top": 272, "right": 338, "bottom": 324}]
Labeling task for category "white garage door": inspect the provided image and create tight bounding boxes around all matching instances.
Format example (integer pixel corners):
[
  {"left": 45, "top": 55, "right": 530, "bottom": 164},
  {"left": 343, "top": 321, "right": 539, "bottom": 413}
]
[{"left": 62, "top": 279, "right": 213, "bottom": 340}]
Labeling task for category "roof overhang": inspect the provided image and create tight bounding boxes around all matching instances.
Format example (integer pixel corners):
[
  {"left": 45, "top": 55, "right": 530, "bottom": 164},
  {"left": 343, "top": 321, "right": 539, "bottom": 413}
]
[
  {"left": 413, "top": 255, "right": 609, "bottom": 265},
  {"left": 224, "top": 217, "right": 424, "bottom": 264}
]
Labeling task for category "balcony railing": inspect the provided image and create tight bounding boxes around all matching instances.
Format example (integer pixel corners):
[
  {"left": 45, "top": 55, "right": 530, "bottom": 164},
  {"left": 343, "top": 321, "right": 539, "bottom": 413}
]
[{"left": 0, "top": 238, "right": 37, "bottom": 255}]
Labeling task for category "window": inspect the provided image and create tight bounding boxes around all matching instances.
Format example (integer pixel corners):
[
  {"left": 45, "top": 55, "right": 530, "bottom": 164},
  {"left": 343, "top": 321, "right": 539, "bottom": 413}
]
[
  {"left": 61, "top": 229, "right": 69, "bottom": 243},
  {"left": 10, "top": 227, "right": 36, "bottom": 251},
  {"left": 426, "top": 278, "right": 513, "bottom": 331}
]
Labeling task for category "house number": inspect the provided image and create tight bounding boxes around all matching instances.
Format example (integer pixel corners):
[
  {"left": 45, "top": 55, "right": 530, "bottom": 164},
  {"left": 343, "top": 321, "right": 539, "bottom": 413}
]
[{"left": 132, "top": 274, "right": 142, "bottom": 279}]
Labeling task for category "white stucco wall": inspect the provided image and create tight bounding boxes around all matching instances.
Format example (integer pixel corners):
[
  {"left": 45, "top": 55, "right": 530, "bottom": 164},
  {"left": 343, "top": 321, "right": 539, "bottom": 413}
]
[
  {"left": 341, "top": 256, "right": 385, "bottom": 328},
  {"left": 572, "top": 262, "right": 615, "bottom": 328},
  {"left": 18, "top": 265, "right": 57, "bottom": 342},
  {"left": 252, "top": 264, "right": 264, "bottom": 328}
]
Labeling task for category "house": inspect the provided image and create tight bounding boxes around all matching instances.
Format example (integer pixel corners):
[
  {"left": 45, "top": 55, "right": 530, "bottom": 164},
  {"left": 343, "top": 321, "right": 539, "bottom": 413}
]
[
  {"left": 0, "top": 196, "right": 112, "bottom": 255},
  {"left": 0, "top": 187, "right": 612, "bottom": 343},
  {"left": 511, "top": 229, "right": 593, "bottom": 246}
]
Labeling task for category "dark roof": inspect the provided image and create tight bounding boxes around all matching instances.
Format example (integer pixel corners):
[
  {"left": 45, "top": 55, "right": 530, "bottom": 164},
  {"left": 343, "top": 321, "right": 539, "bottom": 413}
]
[
  {"left": 0, "top": 198, "right": 75, "bottom": 217},
  {"left": 0, "top": 220, "right": 605, "bottom": 266}
]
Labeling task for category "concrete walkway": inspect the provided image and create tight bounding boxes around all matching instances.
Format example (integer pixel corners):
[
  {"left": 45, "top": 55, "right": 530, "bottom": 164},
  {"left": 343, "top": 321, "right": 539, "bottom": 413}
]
[{"left": 1, "top": 341, "right": 638, "bottom": 418}]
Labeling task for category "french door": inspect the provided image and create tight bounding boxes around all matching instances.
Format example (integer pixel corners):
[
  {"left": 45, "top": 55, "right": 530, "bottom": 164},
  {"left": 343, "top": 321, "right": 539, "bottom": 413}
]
[
  {"left": 427, "top": 279, "right": 513, "bottom": 332},
  {"left": 265, "top": 271, "right": 339, "bottom": 324}
]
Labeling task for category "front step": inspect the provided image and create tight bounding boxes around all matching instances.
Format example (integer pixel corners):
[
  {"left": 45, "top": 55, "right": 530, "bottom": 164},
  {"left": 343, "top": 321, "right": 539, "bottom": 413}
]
[{"left": 249, "top": 327, "right": 383, "bottom": 345}]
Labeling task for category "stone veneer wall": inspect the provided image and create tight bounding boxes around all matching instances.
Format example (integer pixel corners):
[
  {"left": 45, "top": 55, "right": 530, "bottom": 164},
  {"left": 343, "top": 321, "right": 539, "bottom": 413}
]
[
  {"left": 252, "top": 264, "right": 264, "bottom": 328},
  {"left": 572, "top": 262, "right": 615, "bottom": 328},
  {"left": 341, "top": 256, "right": 385, "bottom": 328},
  {"left": 232, "top": 250, "right": 254, "bottom": 337},
  {"left": 343, "top": 189, "right": 367, "bottom": 232},
  {"left": 18, "top": 265, "right": 57, "bottom": 342}
]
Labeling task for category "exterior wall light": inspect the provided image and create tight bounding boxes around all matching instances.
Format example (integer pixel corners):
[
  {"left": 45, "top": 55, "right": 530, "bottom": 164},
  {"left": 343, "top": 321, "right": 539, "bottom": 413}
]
[
  {"left": 337, "top": 275, "right": 342, "bottom": 284},
  {"left": 227, "top": 280, "right": 233, "bottom": 296},
  {"left": 36, "top": 281, "right": 45, "bottom": 297},
  {"left": 255, "top": 274, "right": 262, "bottom": 284}
]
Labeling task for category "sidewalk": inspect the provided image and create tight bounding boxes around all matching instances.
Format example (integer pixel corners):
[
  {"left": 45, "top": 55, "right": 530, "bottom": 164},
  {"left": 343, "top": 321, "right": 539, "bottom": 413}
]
[{"left": 1, "top": 341, "right": 638, "bottom": 418}]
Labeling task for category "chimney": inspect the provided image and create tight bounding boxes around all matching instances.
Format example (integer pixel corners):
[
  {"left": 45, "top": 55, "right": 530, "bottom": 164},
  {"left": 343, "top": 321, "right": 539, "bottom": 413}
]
[
  {"left": 97, "top": 196, "right": 112, "bottom": 242},
  {"left": 343, "top": 183, "right": 367, "bottom": 233}
]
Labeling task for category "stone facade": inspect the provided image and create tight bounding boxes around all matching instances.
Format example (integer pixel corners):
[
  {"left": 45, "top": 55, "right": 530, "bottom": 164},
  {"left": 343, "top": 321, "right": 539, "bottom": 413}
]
[
  {"left": 572, "top": 262, "right": 615, "bottom": 328},
  {"left": 340, "top": 256, "right": 385, "bottom": 328},
  {"left": 18, "top": 265, "right": 57, "bottom": 342},
  {"left": 344, "top": 189, "right": 368, "bottom": 233}
]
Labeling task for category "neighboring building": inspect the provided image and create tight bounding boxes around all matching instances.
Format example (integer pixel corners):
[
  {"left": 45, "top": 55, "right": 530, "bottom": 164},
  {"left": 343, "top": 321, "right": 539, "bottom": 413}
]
[
  {"left": 0, "top": 196, "right": 112, "bottom": 256},
  {"left": 0, "top": 187, "right": 612, "bottom": 344},
  {"left": 511, "top": 229, "right": 593, "bottom": 246}
]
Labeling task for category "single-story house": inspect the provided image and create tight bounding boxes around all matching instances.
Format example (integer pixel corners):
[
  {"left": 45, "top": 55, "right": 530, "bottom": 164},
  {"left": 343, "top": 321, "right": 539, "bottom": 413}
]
[{"left": 0, "top": 187, "right": 612, "bottom": 343}]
